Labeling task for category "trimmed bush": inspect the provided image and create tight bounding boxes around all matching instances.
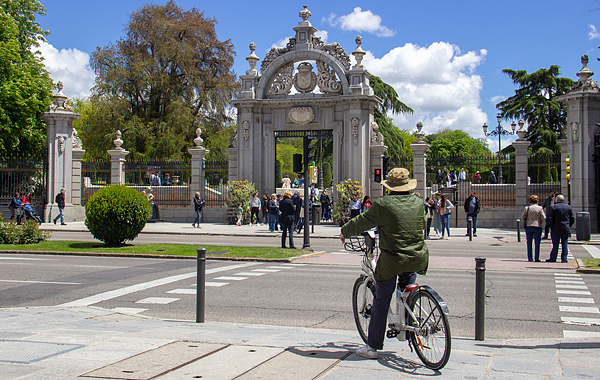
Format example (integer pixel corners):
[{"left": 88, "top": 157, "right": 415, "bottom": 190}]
[
  {"left": 226, "top": 180, "right": 256, "bottom": 224},
  {"left": 0, "top": 218, "right": 49, "bottom": 244},
  {"left": 85, "top": 185, "right": 150, "bottom": 246},
  {"left": 333, "top": 180, "right": 363, "bottom": 226}
]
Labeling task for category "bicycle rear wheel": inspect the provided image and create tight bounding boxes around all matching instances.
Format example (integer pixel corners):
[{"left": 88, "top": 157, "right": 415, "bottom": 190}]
[
  {"left": 407, "top": 288, "right": 451, "bottom": 370},
  {"left": 352, "top": 276, "right": 376, "bottom": 344}
]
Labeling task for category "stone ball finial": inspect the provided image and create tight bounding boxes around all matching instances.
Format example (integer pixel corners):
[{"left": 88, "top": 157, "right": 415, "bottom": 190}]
[
  {"left": 246, "top": 42, "right": 260, "bottom": 74},
  {"left": 114, "top": 130, "right": 123, "bottom": 149},
  {"left": 194, "top": 127, "right": 204, "bottom": 147},
  {"left": 352, "top": 35, "right": 366, "bottom": 67},
  {"left": 299, "top": 5, "right": 311, "bottom": 21}
]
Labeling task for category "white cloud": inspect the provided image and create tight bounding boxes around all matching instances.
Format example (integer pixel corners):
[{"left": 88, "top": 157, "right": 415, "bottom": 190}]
[
  {"left": 325, "top": 7, "right": 395, "bottom": 37},
  {"left": 314, "top": 30, "right": 329, "bottom": 43},
  {"left": 490, "top": 95, "right": 506, "bottom": 105},
  {"left": 362, "top": 42, "right": 488, "bottom": 138},
  {"left": 37, "top": 41, "right": 95, "bottom": 99},
  {"left": 589, "top": 24, "right": 600, "bottom": 40},
  {"left": 270, "top": 37, "right": 291, "bottom": 50}
]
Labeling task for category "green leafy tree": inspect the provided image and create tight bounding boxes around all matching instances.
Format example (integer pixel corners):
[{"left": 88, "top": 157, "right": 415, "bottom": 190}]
[
  {"left": 370, "top": 75, "right": 413, "bottom": 158},
  {"left": 496, "top": 66, "right": 573, "bottom": 153},
  {"left": 425, "top": 129, "right": 491, "bottom": 156},
  {"left": 0, "top": 0, "right": 53, "bottom": 158},
  {"left": 83, "top": 1, "right": 238, "bottom": 159}
]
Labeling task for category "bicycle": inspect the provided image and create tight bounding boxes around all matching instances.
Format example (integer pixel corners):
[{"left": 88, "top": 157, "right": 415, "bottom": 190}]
[{"left": 346, "top": 230, "right": 451, "bottom": 370}]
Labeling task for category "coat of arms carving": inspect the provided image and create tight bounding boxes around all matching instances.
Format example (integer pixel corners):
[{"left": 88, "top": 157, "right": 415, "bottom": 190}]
[{"left": 293, "top": 62, "right": 317, "bottom": 93}]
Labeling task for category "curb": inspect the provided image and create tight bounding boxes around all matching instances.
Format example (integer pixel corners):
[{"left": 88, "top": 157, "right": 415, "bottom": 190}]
[{"left": 576, "top": 258, "right": 600, "bottom": 274}]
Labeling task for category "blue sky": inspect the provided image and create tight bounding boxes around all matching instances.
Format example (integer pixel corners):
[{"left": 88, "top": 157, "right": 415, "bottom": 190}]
[{"left": 37, "top": 0, "right": 600, "bottom": 151}]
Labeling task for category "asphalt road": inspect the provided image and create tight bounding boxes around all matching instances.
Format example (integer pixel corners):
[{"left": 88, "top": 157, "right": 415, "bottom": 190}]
[{"left": 1, "top": 251, "right": 599, "bottom": 340}]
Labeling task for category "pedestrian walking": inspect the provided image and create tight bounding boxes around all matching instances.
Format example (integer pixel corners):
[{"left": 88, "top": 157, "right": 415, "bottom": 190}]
[
  {"left": 281, "top": 174, "right": 292, "bottom": 189},
  {"left": 292, "top": 191, "right": 302, "bottom": 230},
  {"left": 279, "top": 190, "right": 296, "bottom": 248},
  {"left": 433, "top": 193, "right": 442, "bottom": 237},
  {"left": 162, "top": 173, "right": 172, "bottom": 186},
  {"left": 445, "top": 171, "right": 452, "bottom": 187},
  {"left": 267, "top": 194, "right": 278, "bottom": 232},
  {"left": 473, "top": 171, "right": 481, "bottom": 184},
  {"left": 8, "top": 191, "right": 22, "bottom": 224},
  {"left": 235, "top": 202, "right": 243, "bottom": 226},
  {"left": 348, "top": 195, "right": 362, "bottom": 219},
  {"left": 425, "top": 197, "right": 434, "bottom": 239},
  {"left": 463, "top": 192, "right": 480, "bottom": 236},
  {"left": 261, "top": 193, "right": 269, "bottom": 224},
  {"left": 249, "top": 192, "right": 261, "bottom": 226},
  {"left": 542, "top": 191, "right": 556, "bottom": 239},
  {"left": 320, "top": 189, "right": 331, "bottom": 221},
  {"left": 53, "top": 188, "right": 67, "bottom": 225},
  {"left": 545, "top": 194, "right": 574, "bottom": 263},
  {"left": 151, "top": 172, "right": 161, "bottom": 186},
  {"left": 488, "top": 171, "right": 497, "bottom": 184},
  {"left": 435, "top": 169, "right": 444, "bottom": 187},
  {"left": 439, "top": 194, "right": 453, "bottom": 239},
  {"left": 458, "top": 168, "right": 467, "bottom": 182},
  {"left": 361, "top": 195, "right": 371, "bottom": 213},
  {"left": 192, "top": 192, "right": 204, "bottom": 228},
  {"left": 521, "top": 195, "right": 545, "bottom": 262},
  {"left": 276, "top": 194, "right": 283, "bottom": 231}
]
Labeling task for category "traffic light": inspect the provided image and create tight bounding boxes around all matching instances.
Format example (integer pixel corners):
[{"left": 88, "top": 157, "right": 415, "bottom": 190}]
[
  {"left": 566, "top": 153, "right": 570, "bottom": 181},
  {"left": 374, "top": 168, "right": 382, "bottom": 183},
  {"left": 382, "top": 156, "right": 390, "bottom": 179},
  {"left": 293, "top": 153, "right": 303, "bottom": 174}
]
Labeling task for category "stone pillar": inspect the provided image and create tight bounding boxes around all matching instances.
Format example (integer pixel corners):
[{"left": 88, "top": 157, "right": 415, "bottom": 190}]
[
  {"left": 188, "top": 128, "right": 209, "bottom": 200},
  {"left": 107, "top": 130, "right": 128, "bottom": 185},
  {"left": 369, "top": 142, "right": 387, "bottom": 199},
  {"left": 557, "top": 138, "right": 569, "bottom": 197},
  {"left": 70, "top": 131, "right": 85, "bottom": 221},
  {"left": 557, "top": 54, "right": 600, "bottom": 231},
  {"left": 410, "top": 122, "right": 428, "bottom": 198},
  {"left": 512, "top": 128, "right": 530, "bottom": 208},
  {"left": 42, "top": 82, "right": 80, "bottom": 222}
]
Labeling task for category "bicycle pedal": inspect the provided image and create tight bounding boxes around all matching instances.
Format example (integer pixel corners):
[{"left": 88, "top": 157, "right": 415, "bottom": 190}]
[{"left": 386, "top": 329, "right": 399, "bottom": 339}]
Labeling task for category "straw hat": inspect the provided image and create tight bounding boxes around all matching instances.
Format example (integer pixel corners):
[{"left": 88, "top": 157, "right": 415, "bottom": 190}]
[{"left": 381, "top": 168, "right": 417, "bottom": 192}]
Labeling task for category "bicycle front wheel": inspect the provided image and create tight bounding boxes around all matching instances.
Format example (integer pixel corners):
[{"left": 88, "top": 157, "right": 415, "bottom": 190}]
[
  {"left": 407, "top": 288, "right": 451, "bottom": 370},
  {"left": 352, "top": 276, "right": 376, "bottom": 344}
]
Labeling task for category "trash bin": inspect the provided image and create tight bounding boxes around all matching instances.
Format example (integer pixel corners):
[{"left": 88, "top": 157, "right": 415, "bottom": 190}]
[
  {"left": 576, "top": 212, "right": 591, "bottom": 241},
  {"left": 312, "top": 204, "right": 320, "bottom": 225}
]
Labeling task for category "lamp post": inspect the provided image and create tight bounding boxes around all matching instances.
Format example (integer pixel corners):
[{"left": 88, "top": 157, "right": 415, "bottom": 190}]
[{"left": 482, "top": 115, "right": 522, "bottom": 183}]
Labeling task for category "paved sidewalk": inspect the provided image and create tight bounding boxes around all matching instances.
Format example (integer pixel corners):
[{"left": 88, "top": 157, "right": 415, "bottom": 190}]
[{"left": 1, "top": 305, "right": 599, "bottom": 380}]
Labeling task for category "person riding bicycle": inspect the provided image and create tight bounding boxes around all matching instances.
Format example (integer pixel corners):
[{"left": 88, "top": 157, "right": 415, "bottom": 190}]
[{"left": 339, "top": 167, "right": 429, "bottom": 359}]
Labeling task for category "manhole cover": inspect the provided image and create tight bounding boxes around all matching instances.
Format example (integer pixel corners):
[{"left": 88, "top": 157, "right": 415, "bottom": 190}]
[{"left": 0, "top": 340, "right": 83, "bottom": 364}]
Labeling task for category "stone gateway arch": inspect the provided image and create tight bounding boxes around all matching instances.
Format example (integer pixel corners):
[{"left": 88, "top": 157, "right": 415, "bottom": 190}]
[{"left": 227, "top": 6, "right": 387, "bottom": 198}]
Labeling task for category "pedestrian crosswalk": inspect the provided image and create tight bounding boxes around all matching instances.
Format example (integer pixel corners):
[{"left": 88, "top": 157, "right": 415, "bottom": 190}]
[{"left": 554, "top": 272, "right": 600, "bottom": 338}]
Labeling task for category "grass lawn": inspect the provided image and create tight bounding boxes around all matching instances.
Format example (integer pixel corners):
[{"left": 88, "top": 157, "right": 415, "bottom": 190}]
[
  {"left": 582, "top": 258, "right": 600, "bottom": 269},
  {"left": 0, "top": 240, "right": 301, "bottom": 259}
]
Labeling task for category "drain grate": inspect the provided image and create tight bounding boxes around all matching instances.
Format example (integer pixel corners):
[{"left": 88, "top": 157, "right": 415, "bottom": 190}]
[{"left": 0, "top": 340, "right": 84, "bottom": 364}]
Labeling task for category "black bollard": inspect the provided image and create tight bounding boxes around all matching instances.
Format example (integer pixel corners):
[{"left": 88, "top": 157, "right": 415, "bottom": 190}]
[
  {"left": 468, "top": 216, "right": 473, "bottom": 241},
  {"left": 196, "top": 247, "right": 206, "bottom": 323},
  {"left": 516, "top": 218, "right": 521, "bottom": 243},
  {"left": 475, "top": 257, "right": 486, "bottom": 340}
]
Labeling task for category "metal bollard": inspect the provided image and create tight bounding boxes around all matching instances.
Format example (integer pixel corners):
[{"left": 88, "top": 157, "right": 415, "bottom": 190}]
[
  {"left": 516, "top": 218, "right": 521, "bottom": 243},
  {"left": 196, "top": 247, "right": 206, "bottom": 323},
  {"left": 468, "top": 216, "right": 473, "bottom": 241},
  {"left": 475, "top": 257, "right": 486, "bottom": 340}
]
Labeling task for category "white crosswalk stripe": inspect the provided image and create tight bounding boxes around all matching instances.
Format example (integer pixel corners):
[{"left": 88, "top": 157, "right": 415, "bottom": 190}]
[
  {"left": 136, "top": 297, "right": 179, "bottom": 304},
  {"left": 555, "top": 272, "right": 600, "bottom": 337},
  {"left": 558, "top": 297, "right": 596, "bottom": 303},
  {"left": 561, "top": 317, "right": 600, "bottom": 326},
  {"left": 559, "top": 306, "right": 600, "bottom": 313}
]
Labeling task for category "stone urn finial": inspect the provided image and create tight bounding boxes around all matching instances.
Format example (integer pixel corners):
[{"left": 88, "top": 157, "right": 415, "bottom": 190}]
[
  {"left": 415, "top": 121, "right": 425, "bottom": 143},
  {"left": 52, "top": 81, "right": 68, "bottom": 110},
  {"left": 113, "top": 130, "right": 123, "bottom": 149},
  {"left": 516, "top": 119, "right": 527, "bottom": 140},
  {"left": 246, "top": 42, "right": 259, "bottom": 75},
  {"left": 194, "top": 127, "right": 204, "bottom": 147},
  {"left": 299, "top": 5, "right": 311, "bottom": 22},
  {"left": 352, "top": 35, "right": 366, "bottom": 67}
]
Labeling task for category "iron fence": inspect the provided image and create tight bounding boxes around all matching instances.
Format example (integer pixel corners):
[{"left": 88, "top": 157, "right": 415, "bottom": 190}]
[
  {"left": 204, "top": 160, "right": 228, "bottom": 207},
  {"left": 81, "top": 160, "right": 111, "bottom": 206},
  {"left": 0, "top": 154, "right": 47, "bottom": 218}
]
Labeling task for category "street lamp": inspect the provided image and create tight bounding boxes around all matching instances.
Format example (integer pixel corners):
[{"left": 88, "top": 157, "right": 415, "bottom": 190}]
[{"left": 482, "top": 115, "right": 521, "bottom": 183}]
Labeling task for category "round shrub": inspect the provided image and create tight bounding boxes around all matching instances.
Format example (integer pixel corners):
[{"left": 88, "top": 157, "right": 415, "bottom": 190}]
[{"left": 85, "top": 185, "right": 150, "bottom": 246}]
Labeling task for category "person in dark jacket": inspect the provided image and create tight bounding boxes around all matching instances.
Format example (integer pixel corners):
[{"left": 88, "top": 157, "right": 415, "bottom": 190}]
[
  {"left": 53, "top": 188, "right": 67, "bottom": 225},
  {"left": 488, "top": 171, "right": 497, "bottom": 184},
  {"left": 435, "top": 169, "right": 444, "bottom": 187},
  {"left": 292, "top": 191, "right": 302, "bottom": 230},
  {"left": 279, "top": 190, "right": 296, "bottom": 248},
  {"left": 8, "top": 191, "right": 22, "bottom": 224},
  {"left": 192, "top": 192, "right": 204, "bottom": 228},
  {"left": 463, "top": 192, "right": 481, "bottom": 236},
  {"left": 267, "top": 194, "right": 278, "bottom": 232},
  {"left": 545, "top": 194, "right": 574, "bottom": 263}
]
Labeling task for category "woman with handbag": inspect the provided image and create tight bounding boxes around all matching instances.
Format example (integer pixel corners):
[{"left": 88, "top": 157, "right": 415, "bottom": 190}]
[
  {"left": 439, "top": 194, "right": 453, "bottom": 239},
  {"left": 521, "top": 195, "right": 545, "bottom": 262}
]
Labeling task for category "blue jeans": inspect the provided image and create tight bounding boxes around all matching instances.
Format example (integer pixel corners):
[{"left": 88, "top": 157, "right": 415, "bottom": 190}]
[
  {"left": 466, "top": 213, "right": 477, "bottom": 234},
  {"left": 53, "top": 207, "right": 64, "bottom": 224},
  {"left": 549, "top": 233, "right": 569, "bottom": 262},
  {"left": 440, "top": 214, "right": 450, "bottom": 237},
  {"left": 367, "top": 273, "right": 417, "bottom": 350},
  {"left": 193, "top": 209, "right": 201, "bottom": 225},
  {"left": 281, "top": 219, "right": 295, "bottom": 248},
  {"left": 268, "top": 214, "right": 277, "bottom": 231},
  {"left": 525, "top": 226, "right": 542, "bottom": 261}
]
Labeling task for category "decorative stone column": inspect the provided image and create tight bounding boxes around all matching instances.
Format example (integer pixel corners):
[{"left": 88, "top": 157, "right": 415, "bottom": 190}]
[
  {"left": 107, "top": 130, "right": 128, "bottom": 185},
  {"left": 512, "top": 123, "right": 530, "bottom": 208},
  {"left": 557, "top": 138, "right": 569, "bottom": 197},
  {"left": 70, "top": 130, "right": 85, "bottom": 221},
  {"left": 42, "top": 82, "right": 80, "bottom": 222},
  {"left": 188, "top": 128, "right": 209, "bottom": 201},
  {"left": 410, "top": 122, "right": 429, "bottom": 198}
]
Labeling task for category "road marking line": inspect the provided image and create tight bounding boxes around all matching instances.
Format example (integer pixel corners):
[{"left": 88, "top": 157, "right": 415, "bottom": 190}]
[
  {"left": 556, "top": 290, "right": 592, "bottom": 295},
  {"left": 251, "top": 269, "right": 280, "bottom": 273},
  {"left": 0, "top": 257, "right": 51, "bottom": 261},
  {"left": 234, "top": 272, "right": 265, "bottom": 276},
  {"left": 214, "top": 276, "right": 248, "bottom": 281},
  {"left": 73, "top": 265, "right": 128, "bottom": 269},
  {"left": 554, "top": 273, "right": 581, "bottom": 277},
  {"left": 267, "top": 266, "right": 295, "bottom": 269},
  {"left": 561, "top": 316, "right": 600, "bottom": 326},
  {"left": 559, "top": 306, "right": 600, "bottom": 313},
  {"left": 58, "top": 262, "right": 257, "bottom": 307},
  {"left": 563, "top": 330, "right": 600, "bottom": 338},
  {"left": 330, "top": 252, "right": 350, "bottom": 255},
  {"left": 205, "top": 282, "right": 228, "bottom": 287},
  {"left": 166, "top": 289, "right": 196, "bottom": 294},
  {"left": 555, "top": 280, "right": 586, "bottom": 284},
  {"left": 555, "top": 284, "right": 588, "bottom": 289},
  {"left": 558, "top": 297, "right": 596, "bottom": 304},
  {"left": 582, "top": 245, "right": 600, "bottom": 258},
  {"left": 0, "top": 279, "right": 81, "bottom": 285},
  {"left": 111, "top": 307, "right": 148, "bottom": 314},
  {"left": 136, "top": 297, "right": 179, "bottom": 304}
]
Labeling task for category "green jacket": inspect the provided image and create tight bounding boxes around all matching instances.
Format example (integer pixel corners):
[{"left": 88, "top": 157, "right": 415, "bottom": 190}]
[{"left": 341, "top": 194, "right": 429, "bottom": 281}]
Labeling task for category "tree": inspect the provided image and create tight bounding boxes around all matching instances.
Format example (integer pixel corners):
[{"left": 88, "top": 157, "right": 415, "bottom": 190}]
[
  {"left": 0, "top": 0, "right": 53, "bottom": 158},
  {"left": 370, "top": 75, "right": 414, "bottom": 158},
  {"left": 84, "top": 1, "right": 238, "bottom": 159},
  {"left": 425, "top": 129, "right": 491, "bottom": 156},
  {"left": 496, "top": 66, "right": 573, "bottom": 153}
]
